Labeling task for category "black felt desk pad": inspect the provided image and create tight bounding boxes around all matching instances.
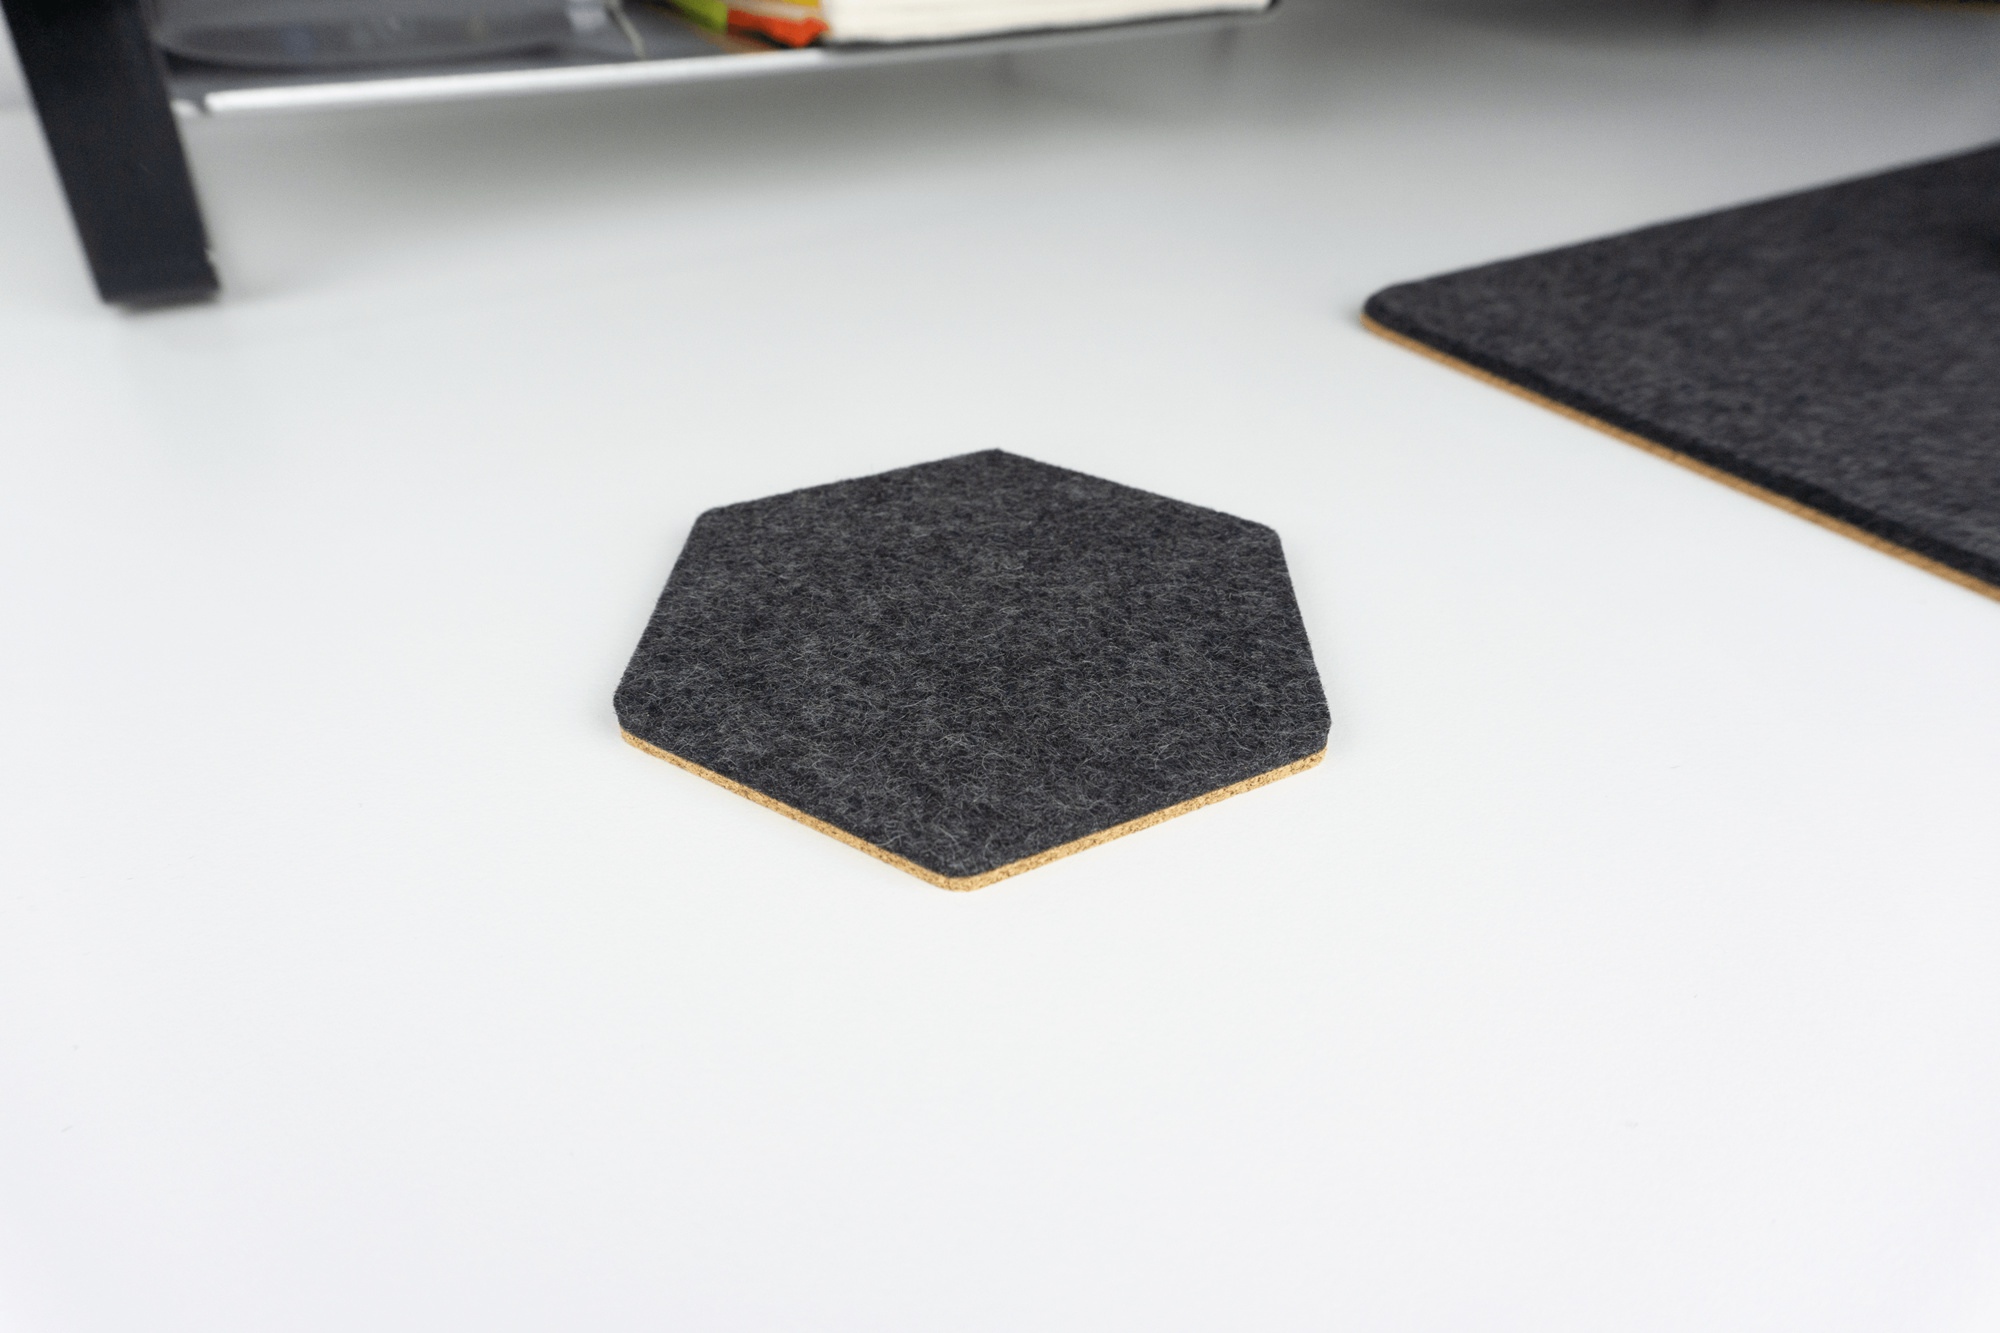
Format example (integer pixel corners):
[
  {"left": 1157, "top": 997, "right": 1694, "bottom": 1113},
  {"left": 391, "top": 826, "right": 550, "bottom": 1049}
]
[
  {"left": 615, "top": 451, "right": 1330, "bottom": 888},
  {"left": 1365, "top": 145, "right": 2000, "bottom": 600}
]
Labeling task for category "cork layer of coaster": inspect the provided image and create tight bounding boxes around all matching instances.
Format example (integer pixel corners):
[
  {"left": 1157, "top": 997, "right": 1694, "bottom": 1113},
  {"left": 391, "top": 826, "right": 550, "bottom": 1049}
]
[
  {"left": 615, "top": 451, "right": 1331, "bottom": 889},
  {"left": 1365, "top": 144, "right": 2000, "bottom": 603}
]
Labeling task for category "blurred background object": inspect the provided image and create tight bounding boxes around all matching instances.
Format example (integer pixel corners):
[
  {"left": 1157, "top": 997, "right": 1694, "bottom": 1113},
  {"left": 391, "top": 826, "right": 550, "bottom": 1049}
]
[
  {"left": 0, "top": 0, "right": 1272, "bottom": 305},
  {"left": 149, "top": 0, "right": 607, "bottom": 69},
  {"left": 0, "top": 16, "right": 23, "bottom": 106}
]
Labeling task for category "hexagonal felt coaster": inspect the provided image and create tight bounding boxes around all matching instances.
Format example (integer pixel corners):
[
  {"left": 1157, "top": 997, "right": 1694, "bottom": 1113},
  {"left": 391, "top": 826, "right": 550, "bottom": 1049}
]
[{"left": 614, "top": 451, "right": 1330, "bottom": 890}]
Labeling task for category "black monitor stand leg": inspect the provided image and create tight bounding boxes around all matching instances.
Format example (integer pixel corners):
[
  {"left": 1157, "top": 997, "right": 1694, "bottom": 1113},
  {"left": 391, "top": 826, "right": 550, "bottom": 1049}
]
[{"left": 3, "top": 0, "right": 218, "bottom": 306}]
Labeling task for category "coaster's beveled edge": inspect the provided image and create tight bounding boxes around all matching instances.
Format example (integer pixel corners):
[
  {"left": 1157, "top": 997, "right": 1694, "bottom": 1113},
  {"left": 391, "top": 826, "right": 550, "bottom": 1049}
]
[
  {"left": 1359, "top": 312, "right": 2000, "bottom": 607},
  {"left": 621, "top": 730, "right": 1327, "bottom": 891}
]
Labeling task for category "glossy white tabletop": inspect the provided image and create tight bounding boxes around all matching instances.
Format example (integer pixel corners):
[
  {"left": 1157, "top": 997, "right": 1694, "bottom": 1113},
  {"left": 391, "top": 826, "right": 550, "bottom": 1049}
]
[{"left": 5, "top": 2, "right": 2000, "bottom": 1329}]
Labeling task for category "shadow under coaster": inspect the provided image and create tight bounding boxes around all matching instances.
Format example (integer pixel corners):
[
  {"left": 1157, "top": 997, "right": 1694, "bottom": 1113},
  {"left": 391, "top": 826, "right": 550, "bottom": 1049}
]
[
  {"left": 614, "top": 450, "right": 1331, "bottom": 890},
  {"left": 1364, "top": 144, "right": 2000, "bottom": 603}
]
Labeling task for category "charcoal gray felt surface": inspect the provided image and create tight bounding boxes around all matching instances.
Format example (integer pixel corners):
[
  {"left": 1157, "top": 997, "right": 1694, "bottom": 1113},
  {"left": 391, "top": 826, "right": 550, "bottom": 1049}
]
[
  {"left": 614, "top": 450, "right": 1330, "bottom": 885},
  {"left": 1364, "top": 144, "right": 2000, "bottom": 596}
]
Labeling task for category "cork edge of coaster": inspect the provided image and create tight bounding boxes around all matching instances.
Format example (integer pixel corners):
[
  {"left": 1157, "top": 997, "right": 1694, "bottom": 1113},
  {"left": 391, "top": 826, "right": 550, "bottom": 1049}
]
[
  {"left": 1361, "top": 312, "right": 2000, "bottom": 607},
  {"left": 622, "top": 730, "right": 1327, "bottom": 891}
]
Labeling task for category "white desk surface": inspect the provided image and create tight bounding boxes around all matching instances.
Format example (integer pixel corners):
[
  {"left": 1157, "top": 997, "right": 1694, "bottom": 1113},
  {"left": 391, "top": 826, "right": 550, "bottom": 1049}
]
[{"left": 6, "top": 2, "right": 2000, "bottom": 1328}]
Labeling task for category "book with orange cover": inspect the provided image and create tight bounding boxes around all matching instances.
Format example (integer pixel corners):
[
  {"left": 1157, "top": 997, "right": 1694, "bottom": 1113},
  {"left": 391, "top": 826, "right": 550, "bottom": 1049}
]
[{"left": 664, "top": 0, "right": 827, "bottom": 46}]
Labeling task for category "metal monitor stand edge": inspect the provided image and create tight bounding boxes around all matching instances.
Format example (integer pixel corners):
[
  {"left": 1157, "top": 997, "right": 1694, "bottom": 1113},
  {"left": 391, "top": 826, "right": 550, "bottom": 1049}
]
[
  {"left": 0, "top": 1, "right": 1291, "bottom": 308},
  {"left": 3, "top": 0, "right": 218, "bottom": 306}
]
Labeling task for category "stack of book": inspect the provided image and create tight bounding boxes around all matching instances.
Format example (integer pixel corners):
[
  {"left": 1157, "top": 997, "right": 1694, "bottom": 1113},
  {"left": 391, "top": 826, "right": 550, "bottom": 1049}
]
[{"left": 664, "top": 0, "right": 1265, "bottom": 47}]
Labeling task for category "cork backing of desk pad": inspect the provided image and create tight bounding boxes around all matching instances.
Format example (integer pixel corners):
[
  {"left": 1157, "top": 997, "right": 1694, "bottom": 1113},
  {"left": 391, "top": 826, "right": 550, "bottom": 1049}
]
[
  {"left": 1363, "top": 145, "right": 2000, "bottom": 603},
  {"left": 614, "top": 451, "right": 1331, "bottom": 890}
]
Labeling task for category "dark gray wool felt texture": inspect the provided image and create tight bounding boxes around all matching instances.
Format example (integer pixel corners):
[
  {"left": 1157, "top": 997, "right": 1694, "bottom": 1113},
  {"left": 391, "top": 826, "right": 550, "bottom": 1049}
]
[
  {"left": 1365, "top": 144, "right": 2000, "bottom": 592},
  {"left": 614, "top": 450, "right": 1330, "bottom": 880}
]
